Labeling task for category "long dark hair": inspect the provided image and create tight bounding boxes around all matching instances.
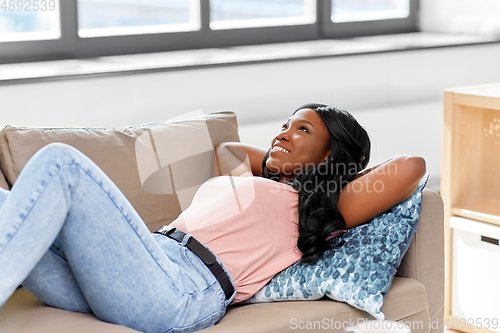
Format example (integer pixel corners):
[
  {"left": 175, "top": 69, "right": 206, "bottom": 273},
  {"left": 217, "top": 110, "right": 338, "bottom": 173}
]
[{"left": 261, "top": 103, "right": 371, "bottom": 264}]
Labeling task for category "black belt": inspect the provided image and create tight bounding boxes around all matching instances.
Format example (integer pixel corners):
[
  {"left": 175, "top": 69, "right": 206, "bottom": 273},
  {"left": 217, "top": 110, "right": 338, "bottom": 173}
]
[{"left": 154, "top": 226, "right": 235, "bottom": 301}]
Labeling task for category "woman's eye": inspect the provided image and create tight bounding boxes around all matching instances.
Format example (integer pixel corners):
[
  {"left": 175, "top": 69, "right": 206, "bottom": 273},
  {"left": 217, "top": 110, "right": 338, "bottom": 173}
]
[{"left": 281, "top": 123, "right": 308, "bottom": 133}]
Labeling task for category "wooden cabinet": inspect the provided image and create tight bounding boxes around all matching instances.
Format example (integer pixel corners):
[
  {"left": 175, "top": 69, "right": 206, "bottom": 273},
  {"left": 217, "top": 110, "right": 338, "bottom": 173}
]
[{"left": 442, "top": 82, "right": 500, "bottom": 333}]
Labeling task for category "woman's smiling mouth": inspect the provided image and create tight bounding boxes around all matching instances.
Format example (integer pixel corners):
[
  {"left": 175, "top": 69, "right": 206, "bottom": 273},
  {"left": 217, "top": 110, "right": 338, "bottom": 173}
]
[{"left": 271, "top": 144, "right": 290, "bottom": 154}]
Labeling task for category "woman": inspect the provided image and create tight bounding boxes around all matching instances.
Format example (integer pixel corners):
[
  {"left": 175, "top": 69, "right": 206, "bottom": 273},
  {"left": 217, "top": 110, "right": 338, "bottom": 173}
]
[{"left": 0, "top": 103, "right": 426, "bottom": 333}]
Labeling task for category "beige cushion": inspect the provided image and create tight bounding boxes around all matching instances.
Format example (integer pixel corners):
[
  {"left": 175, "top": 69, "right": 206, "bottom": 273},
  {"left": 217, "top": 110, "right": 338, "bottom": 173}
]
[
  {"left": 0, "top": 288, "right": 139, "bottom": 333},
  {"left": 0, "top": 111, "right": 240, "bottom": 232},
  {"left": 0, "top": 277, "right": 430, "bottom": 333},
  {"left": 204, "top": 277, "right": 430, "bottom": 333}
]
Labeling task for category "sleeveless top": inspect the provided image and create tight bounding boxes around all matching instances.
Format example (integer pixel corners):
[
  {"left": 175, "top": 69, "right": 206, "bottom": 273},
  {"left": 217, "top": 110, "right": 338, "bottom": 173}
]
[{"left": 169, "top": 171, "right": 301, "bottom": 304}]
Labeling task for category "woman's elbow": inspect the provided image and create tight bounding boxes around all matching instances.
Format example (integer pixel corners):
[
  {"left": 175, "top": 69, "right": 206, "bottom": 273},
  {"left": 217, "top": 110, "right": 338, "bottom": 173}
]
[
  {"left": 395, "top": 155, "right": 426, "bottom": 176},
  {"left": 409, "top": 156, "right": 426, "bottom": 179},
  {"left": 401, "top": 156, "right": 426, "bottom": 196}
]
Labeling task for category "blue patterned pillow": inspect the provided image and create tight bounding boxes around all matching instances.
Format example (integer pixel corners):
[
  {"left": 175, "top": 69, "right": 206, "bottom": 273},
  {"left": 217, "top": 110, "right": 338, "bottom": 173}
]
[{"left": 243, "top": 174, "right": 429, "bottom": 320}]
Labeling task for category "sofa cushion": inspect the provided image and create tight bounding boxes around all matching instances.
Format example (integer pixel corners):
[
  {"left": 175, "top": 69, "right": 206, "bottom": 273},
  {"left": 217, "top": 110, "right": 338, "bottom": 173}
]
[
  {"left": 207, "top": 277, "right": 430, "bottom": 333},
  {"left": 0, "top": 288, "right": 140, "bottom": 333},
  {"left": 0, "top": 277, "right": 429, "bottom": 333},
  {"left": 0, "top": 111, "right": 239, "bottom": 232}
]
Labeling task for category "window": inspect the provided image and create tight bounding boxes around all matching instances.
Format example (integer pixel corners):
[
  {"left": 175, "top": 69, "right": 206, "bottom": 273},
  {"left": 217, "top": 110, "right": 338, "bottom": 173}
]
[
  {"left": 332, "top": 0, "right": 410, "bottom": 23},
  {"left": 321, "top": 0, "right": 418, "bottom": 38},
  {"left": 0, "top": 0, "right": 418, "bottom": 64},
  {"left": 0, "top": 0, "right": 60, "bottom": 42},
  {"left": 210, "top": 0, "right": 315, "bottom": 30},
  {"left": 77, "top": 0, "right": 197, "bottom": 37}
]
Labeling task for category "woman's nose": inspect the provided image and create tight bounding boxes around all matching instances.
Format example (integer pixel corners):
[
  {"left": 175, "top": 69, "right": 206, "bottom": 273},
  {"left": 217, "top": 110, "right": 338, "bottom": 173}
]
[{"left": 276, "top": 129, "right": 290, "bottom": 142}]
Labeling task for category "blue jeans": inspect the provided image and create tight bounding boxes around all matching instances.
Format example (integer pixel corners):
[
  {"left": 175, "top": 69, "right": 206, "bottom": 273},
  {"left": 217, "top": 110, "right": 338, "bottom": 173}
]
[{"left": 0, "top": 143, "right": 235, "bottom": 333}]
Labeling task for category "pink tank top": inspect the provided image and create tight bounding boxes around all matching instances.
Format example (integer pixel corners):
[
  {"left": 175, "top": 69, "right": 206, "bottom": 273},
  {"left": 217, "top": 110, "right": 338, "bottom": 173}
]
[{"left": 170, "top": 171, "right": 301, "bottom": 304}]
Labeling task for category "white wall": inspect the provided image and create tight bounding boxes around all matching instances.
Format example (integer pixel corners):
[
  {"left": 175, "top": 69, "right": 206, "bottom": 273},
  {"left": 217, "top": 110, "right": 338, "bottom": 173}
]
[
  {"left": 1, "top": 42, "right": 500, "bottom": 191},
  {"left": 2, "top": 43, "right": 500, "bottom": 129}
]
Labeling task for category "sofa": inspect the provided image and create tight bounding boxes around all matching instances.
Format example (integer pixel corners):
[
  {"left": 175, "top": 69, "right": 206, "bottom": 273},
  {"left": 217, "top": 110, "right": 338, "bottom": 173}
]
[{"left": 0, "top": 111, "right": 444, "bottom": 333}]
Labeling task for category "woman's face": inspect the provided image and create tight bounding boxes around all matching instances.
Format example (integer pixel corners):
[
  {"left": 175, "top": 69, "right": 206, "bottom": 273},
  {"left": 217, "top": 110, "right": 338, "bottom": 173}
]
[{"left": 267, "top": 108, "right": 331, "bottom": 182}]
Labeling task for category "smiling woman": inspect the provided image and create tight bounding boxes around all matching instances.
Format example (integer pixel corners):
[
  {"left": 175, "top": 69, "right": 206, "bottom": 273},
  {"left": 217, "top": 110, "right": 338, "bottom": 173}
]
[
  {"left": 214, "top": 103, "right": 425, "bottom": 263},
  {"left": 0, "top": 104, "right": 426, "bottom": 333}
]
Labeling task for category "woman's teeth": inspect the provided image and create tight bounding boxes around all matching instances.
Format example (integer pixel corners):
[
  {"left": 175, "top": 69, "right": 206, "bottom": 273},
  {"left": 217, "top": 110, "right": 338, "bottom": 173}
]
[{"left": 273, "top": 146, "right": 289, "bottom": 153}]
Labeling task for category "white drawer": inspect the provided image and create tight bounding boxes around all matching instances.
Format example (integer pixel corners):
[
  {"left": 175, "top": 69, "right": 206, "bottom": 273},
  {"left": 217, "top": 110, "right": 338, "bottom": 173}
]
[{"left": 451, "top": 216, "right": 500, "bottom": 332}]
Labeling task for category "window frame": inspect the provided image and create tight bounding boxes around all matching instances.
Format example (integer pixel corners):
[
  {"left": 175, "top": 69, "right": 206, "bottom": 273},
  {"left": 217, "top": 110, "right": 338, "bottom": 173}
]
[{"left": 0, "top": 0, "right": 419, "bottom": 64}]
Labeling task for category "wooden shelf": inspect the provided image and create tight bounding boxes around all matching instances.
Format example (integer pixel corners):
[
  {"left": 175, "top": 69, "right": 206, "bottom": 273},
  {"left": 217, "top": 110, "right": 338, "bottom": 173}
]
[
  {"left": 451, "top": 199, "right": 500, "bottom": 226},
  {"left": 442, "top": 82, "right": 500, "bottom": 333}
]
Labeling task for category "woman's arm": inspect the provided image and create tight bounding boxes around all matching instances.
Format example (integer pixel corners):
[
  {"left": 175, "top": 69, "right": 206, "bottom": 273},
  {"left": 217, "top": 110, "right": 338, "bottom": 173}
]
[
  {"left": 212, "top": 142, "right": 267, "bottom": 177},
  {"left": 337, "top": 155, "right": 426, "bottom": 229}
]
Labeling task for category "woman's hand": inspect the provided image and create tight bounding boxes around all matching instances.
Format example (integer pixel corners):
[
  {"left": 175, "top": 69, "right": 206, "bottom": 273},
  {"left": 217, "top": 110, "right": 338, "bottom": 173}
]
[{"left": 338, "top": 155, "right": 426, "bottom": 229}]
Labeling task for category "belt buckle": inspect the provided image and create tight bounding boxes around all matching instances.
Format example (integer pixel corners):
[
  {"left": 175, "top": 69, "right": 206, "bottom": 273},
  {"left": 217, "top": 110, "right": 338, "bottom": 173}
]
[
  {"left": 155, "top": 226, "right": 179, "bottom": 240},
  {"left": 155, "top": 225, "right": 173, "bottom": 235},
  {"left": 167, "top": 229, "right": 186, "bottom": 243},
  {"left": 156, "top": 226, "right": 187, "bottom": 243}
]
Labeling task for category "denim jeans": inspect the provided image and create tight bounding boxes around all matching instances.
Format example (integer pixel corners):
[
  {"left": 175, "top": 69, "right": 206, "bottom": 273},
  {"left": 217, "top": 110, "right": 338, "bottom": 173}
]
[{"left": 0, "top": 143, "right": 235, "bottom": 333}]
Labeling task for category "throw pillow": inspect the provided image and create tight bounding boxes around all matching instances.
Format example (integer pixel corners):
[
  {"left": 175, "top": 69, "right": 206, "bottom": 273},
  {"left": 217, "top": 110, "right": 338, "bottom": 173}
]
[{"left": 243, "top": 174, "right": 429, "bottom": 320}]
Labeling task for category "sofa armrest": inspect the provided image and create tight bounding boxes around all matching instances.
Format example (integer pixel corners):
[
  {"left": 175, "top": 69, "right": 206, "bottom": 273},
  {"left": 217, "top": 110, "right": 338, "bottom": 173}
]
[{"left": 396, "top": 189, "right": 444, "bottom": 333}]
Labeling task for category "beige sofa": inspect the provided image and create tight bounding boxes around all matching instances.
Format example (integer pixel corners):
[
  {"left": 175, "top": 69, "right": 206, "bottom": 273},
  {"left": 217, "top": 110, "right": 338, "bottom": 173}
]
[{"left": 0, "top": 111, "right": 444, "bottom": 333}]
